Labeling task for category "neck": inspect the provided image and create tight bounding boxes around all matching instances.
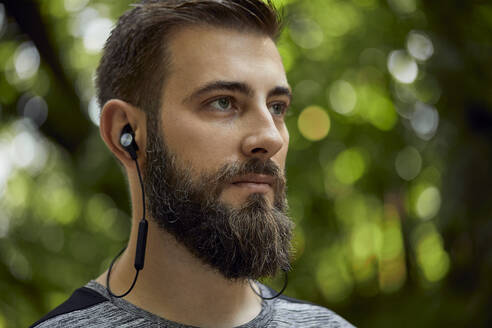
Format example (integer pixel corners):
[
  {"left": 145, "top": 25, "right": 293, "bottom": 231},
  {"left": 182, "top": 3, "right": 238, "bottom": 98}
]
[{"left": 96, "top": 219, "right": 263, "bottom": 328}]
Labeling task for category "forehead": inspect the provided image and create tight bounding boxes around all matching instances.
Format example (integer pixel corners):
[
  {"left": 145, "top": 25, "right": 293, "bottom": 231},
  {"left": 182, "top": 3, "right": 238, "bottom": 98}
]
[{"left": 164, "top": 25, "right": 288, "bottom": 97}]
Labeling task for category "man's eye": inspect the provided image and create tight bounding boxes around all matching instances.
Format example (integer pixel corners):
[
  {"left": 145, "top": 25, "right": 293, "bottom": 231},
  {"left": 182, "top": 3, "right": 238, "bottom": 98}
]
[
  {"left": 209, "top": 97, "right": 233, "bottom": 111},
  {"left": 269, "top": 102, "right": 288, "bottom": 116}
]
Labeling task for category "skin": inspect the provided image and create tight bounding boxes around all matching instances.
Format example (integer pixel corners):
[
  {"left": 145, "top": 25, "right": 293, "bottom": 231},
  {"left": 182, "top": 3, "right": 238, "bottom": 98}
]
[{"left": 97, "top": 26, "right": 291, "bottom": 328}]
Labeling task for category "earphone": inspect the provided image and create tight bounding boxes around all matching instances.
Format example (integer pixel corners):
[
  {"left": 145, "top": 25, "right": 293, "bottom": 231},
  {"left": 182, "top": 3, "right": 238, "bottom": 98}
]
[
  {"left": 106, "top": 124, "right": 148, "bottom": 298},
  {"left": 105, "top": 123, "right": 287, "bottom": 300},
  {"left": 119, "top": 124, "right": 139, "bottom": 160}
]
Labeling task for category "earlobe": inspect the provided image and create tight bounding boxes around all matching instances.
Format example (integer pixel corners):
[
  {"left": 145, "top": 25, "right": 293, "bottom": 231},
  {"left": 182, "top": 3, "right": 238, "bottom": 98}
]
[{"left": 99, "top": 99, "right": 142, "bottom": 166}]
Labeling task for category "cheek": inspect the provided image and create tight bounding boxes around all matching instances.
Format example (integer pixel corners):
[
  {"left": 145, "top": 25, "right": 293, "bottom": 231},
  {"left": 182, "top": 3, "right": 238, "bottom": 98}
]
[
  {"left": 277, "top": 127, "right": 289, "bottom": 166},
  {"left": 162, "top": 115, "right": 240, "bottom": 171},
  {"left": 276, "top": 147, "right": 288, "bottom": 172},
  {"left": 283, "top": 125, "right": 290, "bottom": 149}
]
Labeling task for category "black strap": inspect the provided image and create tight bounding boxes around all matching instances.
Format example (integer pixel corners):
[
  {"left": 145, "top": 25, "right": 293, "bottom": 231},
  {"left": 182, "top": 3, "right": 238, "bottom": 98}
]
[{"left": 29, "top": 287, "right": 107, "bottom": 327}]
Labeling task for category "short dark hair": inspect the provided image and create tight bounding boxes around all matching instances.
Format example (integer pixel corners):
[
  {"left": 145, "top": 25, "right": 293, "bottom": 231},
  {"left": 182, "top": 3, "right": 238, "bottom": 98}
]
[{"left": 95, "top": 0, "right": 282, "bottom": 116}]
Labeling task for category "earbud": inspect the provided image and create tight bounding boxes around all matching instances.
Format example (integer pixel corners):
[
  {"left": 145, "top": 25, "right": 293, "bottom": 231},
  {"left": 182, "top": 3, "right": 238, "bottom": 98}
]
[{"left": 120, "top": 124, "right": 139, "bottom": 160}]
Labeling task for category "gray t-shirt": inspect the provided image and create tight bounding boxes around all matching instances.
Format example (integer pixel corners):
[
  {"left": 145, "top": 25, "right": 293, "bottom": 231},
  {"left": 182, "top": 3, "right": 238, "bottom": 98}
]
[{"left": 31, "top": 280, "right": 355, "bottom": 327}]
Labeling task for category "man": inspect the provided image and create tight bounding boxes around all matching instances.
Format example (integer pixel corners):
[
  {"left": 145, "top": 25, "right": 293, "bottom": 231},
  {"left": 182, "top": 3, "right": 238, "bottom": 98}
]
[{"left": 31, "top": 0, "right": 354, "bottom": 327}]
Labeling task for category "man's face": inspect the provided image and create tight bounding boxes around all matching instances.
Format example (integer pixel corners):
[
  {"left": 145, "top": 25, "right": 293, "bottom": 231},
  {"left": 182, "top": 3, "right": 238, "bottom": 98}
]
[
  {"left": 143, "top": 26, "right": 293, "bottom": 280},
  {"left": 160, "top": 26, "right": 290, "bottom": 207}
]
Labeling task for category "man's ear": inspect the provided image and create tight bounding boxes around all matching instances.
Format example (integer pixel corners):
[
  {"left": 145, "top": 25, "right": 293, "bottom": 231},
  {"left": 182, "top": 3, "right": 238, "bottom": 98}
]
[{"left": 99, "top": 99, "right": 146, "bottom": 168}]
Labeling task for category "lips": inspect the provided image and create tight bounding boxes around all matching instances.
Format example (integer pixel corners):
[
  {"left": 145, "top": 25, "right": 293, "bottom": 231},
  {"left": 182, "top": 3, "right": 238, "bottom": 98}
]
[{"left": 230, "top": 174, "right": 275, "bottom": 186}]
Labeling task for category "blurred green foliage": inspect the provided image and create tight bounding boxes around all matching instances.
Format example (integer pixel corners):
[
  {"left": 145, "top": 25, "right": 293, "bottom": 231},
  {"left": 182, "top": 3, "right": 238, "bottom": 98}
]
[{"left": 1, "top": 0, "right": 491, "bottom": 327}]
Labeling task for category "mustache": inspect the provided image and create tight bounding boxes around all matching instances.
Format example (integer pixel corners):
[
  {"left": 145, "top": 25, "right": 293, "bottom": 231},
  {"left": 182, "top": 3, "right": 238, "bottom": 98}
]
[{"left": 208, "top": 158, "right": 286, "bottom": 196}]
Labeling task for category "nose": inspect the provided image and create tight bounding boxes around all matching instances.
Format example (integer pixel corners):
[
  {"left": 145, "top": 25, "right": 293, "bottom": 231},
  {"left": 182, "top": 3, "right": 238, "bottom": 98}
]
[{"left": 241, "top": 107, "right": 285, "bottom": 160}]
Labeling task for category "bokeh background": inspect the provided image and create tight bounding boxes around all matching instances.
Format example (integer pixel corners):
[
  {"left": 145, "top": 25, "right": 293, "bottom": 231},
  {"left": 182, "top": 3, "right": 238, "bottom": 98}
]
[{"left": 1, "top": 0, "right": 491, "bottom": 327}]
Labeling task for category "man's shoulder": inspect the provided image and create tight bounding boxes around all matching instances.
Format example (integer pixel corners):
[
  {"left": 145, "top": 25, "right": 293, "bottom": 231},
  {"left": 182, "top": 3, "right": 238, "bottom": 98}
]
[
  {"left": 29, "top": 286, "right": 109, "bottom": 328},
  {"left": 272, "top": 296, "right": 355, "bottom": 327},
  {"left": 31, "top": 283, "right": 355, "bottom": 328},
  {"left": 265, "top": 287, "right": 355, "bottom": 327}
]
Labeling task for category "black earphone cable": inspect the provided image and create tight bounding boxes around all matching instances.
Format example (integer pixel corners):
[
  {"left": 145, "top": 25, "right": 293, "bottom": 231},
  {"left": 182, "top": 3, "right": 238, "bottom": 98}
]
[
  {"left": 106, "top": 246, "right": 139, "bottom": 298},
  {"left": 135, "top": 157, "right": 145, "bottom": 220},
  {"left": 248, "top": 270, "right": 288, "bottom": 300},
  {"left": 106, "top": 157, "right": 146, "bottom": 298}
]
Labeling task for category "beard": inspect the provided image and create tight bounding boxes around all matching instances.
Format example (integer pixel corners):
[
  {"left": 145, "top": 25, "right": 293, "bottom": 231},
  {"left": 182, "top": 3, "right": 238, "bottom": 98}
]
[{"left": 142, "top": 119, "right": 293, "bottom": 280}]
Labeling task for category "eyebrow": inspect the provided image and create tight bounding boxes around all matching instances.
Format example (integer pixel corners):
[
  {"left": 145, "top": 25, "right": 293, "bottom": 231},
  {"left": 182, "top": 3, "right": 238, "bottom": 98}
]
[{"left": 182, "top": 80, "right": 292, "bottom": 104}]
